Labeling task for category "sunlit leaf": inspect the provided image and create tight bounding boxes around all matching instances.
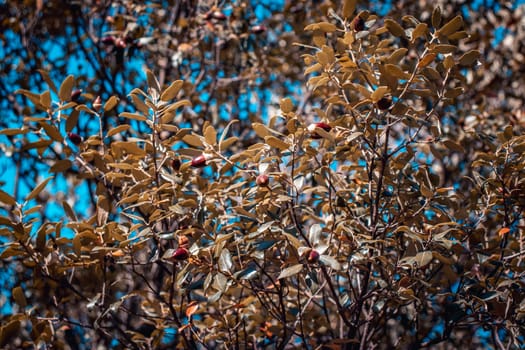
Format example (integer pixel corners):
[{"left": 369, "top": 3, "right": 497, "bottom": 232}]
[
  {"left": 104, "top": 96, "right": 119, "bottom": 112},
  {"left": 304, "top": 22, "right": 337, "bottom": 32},
  {"left": 319, "top": 255, "right": 341, "bottom": 270},
  {"left": 265, "top": 136, "right": 289, "bottom": 151},
  {"left": 414, "top": 251, "right": 433, "bottom": 267},
  {"left": 160, "top": 80, "right": 184, "bottom": 101},
  {"left": 280, "top": 98, "right": 293, "bottom": 113},
  {"left": 277, "top": 264, "right": 303, "bottom": 279}
]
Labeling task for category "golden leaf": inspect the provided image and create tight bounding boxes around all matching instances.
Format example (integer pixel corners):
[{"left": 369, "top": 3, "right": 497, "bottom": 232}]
[
  {"left": 160, "top": 80, "right": 184, "bottom": 101},
  {"left": 265, "top": 136, "right": 290, "bottom": 151}
]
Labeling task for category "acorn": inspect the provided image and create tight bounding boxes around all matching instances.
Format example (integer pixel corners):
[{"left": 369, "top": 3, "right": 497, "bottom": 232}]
[
  {"left": 178, "top": 235, "right": 190, "bottom": 249},
  {"left": 101, "top": 36, "right": 115, "bottom": 45},
  {"left": 67, "top": 132, "right": 82, "bottom": 145},
  {"left": 171, "top": 247, "right": 190, "bottom": 261},
  {"left": 307, "top": 122, "right": 332, "bottom": 139},
  {"left": 250, "top": 25, "right": 267, "bottom": 34},
  {"left": 93, "top": 96, "right": 102, "bottom": 111},
  {"left": 351, "top": 16, "right": 365, "bottom": 32},
  {"left": 307, "top": 249, "right": 320, "bottom": 263},
  {"left": 256, "top": 174, "right": 270, "bottom": 187},
  {"left": 376, "top": 97, "right": 392, "bottom": 110},
  {"left": 191, "top": 154, "right": 207, "bottom": 168},
  {"left": 70, "top": 89, "right": 82, "bottom": 102},
  {"left": 171, "top": 158, "right": 181, "bottom": 172}
]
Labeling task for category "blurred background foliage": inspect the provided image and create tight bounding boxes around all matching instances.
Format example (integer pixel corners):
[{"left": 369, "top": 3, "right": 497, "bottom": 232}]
[{"left": 1, "top": 0, "right": 525, "bottom": 349}]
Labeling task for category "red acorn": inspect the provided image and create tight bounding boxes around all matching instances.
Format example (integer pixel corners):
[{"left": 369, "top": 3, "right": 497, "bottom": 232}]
[
  {"left": 376, "top": 97, "right": 392, "bottom": 110},
  {"left": 256, "top": 174, "right": 270, "bottom": 187},
  {"left": 70, "top": 89, "right": 82, "bottom": 102},
  {"left": 351, "top": 16, "right": 365, "bottom": 32},
  {"left": 251, "top": 25, "right": 267, "bottom": 34},
  {"left": 307, "top": 249, "right": 320, "bottom": 263},
  {"left": 308, "top": 122, "right": 332, "bottom": 139},
  {"left": 67, "top": 132, "right": 82, "bottom": 145},
  {"left": 101, "top": 36, "right": 115, "bottom": 45},
  {"left": 171, "top": 247, "right": 190, "bottom": 261},
  {"left": 191, "top": 154, "right": 207, "bottom": 168}
]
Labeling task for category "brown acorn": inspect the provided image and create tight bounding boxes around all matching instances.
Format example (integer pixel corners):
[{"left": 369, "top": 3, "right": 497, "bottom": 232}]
[
  {"left": 171, "top": 158, "right": 181, "bottom": 172},
  {"left": 308, "top": 122, "right": 332, "bottom": 139},
  {"left": 256, "top": 174, "right": 270, "bottom": 187},
  {"left": 191, "top": 154, "right": 207, "bottom": 168},
  {"left": 67, "top": 132, "right": 82, "bottom": 145},
  {"left": 70, "top": 89, "right": 82, "bottom": 102},
  {"left": 376, "top": 97, "right": 392, "bottom": 110},
  {"left": 351, "top": 16, "right": 365, "bottom": 32},
  {"left": 172, "top": 247, "right": 190, "bottom": 261}
]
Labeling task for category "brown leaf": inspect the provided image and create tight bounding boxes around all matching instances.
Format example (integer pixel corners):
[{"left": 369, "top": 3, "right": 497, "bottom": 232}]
[
  {"left": 12, "top": 286, "right": 27, "bottom": 308},
  {"left": 304, "top": 22, "right": 337, "bottom": 32},
  {"left": 280, "top": 98, "right": 293, "bottom": 113},
  {"left": 26, "top": 177, "right": 53, "bottom": 202},
  {"left": 104, "top": 96, "right": 120, "bottom": 112},
  {"left": 342, "top": 0, "right": 356, "bottom": 18},
  {"left": 66, "top": 109, "right": 80, "bottom": 133},
  {"left": 459, "top": 50, "right": 481, "bottom": 66},
  {"left": 437, "top": 15, "right": 463, "bottom": 37},
  {"left": 160, "top": 80, "right": 184, "bottom": 101},
  {"left": 384, "top": 19, "right": 405, "bottom": 37},
  {"left": 204, "top": 125, "right": 217, "bottom": 146},
  {"left": 417, "top": 53, "right": 437, "bottom": 69},
  {"left": 38, "top": 69, "right": 58, "bottom": 94},
  {"left": 431, "top": 7, "right": 441, "bottom": 28},
  {"left": 58, "top": 75, "right": 75, "bottom": 102},
  {"left": 0, "top": 190, "right": 17, "bottom": 206},
  {"left": 277, "top": 264, "right": 303, "bottom": 279},
  {"left": 411, "top": 23, "right": 428, "bottom": 42},
  {"left": 265, "top": 136, "right": 289, "bottom": 151}
]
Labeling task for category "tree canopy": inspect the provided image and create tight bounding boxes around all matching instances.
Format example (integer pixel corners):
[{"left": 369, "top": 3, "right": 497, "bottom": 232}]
[{"left": 1, "top": 1, "right": 525, "bottom": 349}]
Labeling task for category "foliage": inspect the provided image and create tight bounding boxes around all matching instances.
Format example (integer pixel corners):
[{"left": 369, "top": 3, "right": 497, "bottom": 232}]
[{"left": 1, "top": 1, "right": 525, "bottom": 349}]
